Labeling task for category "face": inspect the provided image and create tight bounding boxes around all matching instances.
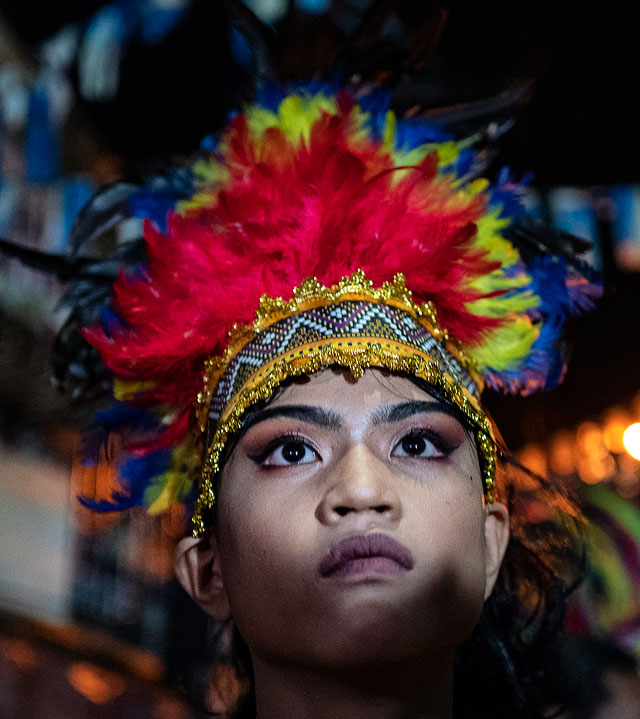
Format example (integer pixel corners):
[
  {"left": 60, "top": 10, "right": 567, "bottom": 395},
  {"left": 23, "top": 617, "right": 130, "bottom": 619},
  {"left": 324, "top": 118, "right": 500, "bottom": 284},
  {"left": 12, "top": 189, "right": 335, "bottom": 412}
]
[{"left": 204, "top": 368, "right": 507, "bottom": 671}]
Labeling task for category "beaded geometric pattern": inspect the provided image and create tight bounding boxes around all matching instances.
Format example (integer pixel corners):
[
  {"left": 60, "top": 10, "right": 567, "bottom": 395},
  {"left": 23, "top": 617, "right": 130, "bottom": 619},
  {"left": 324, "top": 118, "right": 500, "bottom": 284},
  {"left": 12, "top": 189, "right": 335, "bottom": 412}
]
[
  {"left": 209, "top": 301, "right": 479, "bottom": 424},
  {"left": 196, "top": 270, "right": 482, "bottom": 434}
]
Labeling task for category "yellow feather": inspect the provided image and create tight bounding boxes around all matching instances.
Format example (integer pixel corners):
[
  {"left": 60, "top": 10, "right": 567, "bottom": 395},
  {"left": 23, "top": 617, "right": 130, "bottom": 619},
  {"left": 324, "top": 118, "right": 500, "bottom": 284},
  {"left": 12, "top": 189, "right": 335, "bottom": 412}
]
[
  {"left": 467, "top": 288, "right": 538, "bottom": 317},
  {"left": 468, "top": 177, "right": 489, "bottom": 195},
  {"left": 392, "top": 139, "right": 460, "bottom": 169},
  {"left": 245, "top": 92, "right": 337, "bottom": 146},
  {"left": 382, "top": 110, "right": 396, "bottom": 153},
  {"left": 178, "top": 158, "right": 231, "bottom": 213},
  {"left": 113, "top": 379, "right": 155, "bottom": 402},
  {"left": 146, "top": 441, "right": 198, "bottom": 513},
  {"left": 467, "top": 319, "right": 538, "bottom": 371}
]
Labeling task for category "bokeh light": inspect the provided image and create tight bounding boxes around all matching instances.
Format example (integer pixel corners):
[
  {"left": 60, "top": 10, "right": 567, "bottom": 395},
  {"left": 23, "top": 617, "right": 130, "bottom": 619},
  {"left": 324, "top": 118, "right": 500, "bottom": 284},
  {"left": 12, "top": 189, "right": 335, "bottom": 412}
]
[
  {"left": 67, "top": 662, "right": 125, "bottom": 704},
  {"left": 623, "top": 423, "right": 640, "bottom": 461},
  {"left": 518, "top": 443, "right": 548, "bottom": 477},
  {"left": 602, "top": 409, "right": 632, "bottom": 453},
  {"left": 549, "top": 430, "right": 576, "bottom": 476},
  {"left": 577, "top": 421, "right": 608, "bottom": 459}
]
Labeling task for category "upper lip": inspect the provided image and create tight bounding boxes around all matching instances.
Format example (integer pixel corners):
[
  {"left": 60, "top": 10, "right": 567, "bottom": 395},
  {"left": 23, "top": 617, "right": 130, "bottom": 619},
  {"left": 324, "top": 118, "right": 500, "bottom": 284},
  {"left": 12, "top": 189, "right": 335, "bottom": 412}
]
[{"left": 319, "top": 533, "right": 414, "bottom": 577}]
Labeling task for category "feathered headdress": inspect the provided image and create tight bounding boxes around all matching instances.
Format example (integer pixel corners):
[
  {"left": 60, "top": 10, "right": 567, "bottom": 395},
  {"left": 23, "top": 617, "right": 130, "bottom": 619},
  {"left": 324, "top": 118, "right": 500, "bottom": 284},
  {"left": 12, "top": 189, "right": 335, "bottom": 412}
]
[{"left": 46, "top": 82, "right": 598, "bottom": 534}]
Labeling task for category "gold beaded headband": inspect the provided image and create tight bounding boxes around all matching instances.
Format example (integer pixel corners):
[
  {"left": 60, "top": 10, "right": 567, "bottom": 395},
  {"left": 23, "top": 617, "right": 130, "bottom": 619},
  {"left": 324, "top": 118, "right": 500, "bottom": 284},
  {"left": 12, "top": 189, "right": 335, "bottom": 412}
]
[{"left": 191, "top": 270, "right": 496, "bottom": 536}]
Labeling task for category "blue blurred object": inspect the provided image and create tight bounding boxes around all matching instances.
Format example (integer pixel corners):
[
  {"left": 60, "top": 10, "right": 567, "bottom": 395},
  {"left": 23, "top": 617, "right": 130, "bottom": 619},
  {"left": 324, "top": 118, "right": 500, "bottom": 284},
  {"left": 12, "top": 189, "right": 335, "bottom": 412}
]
[
  {"left": 0, "top": 181, "right": 19, "bottom": 236},
  {"left": 139, "top": 0, "right": 188, "bottom": 43},
  {"left": 26, "top": 89, "right": 60, "bottom": 183},
  {"left": 229, "top": 23, "right": 254, "bottom": 72},
  {"left": 243, "top": 0, "right": 288, "bottom": 24},
  {"left": 295, "top": 0, "right": 331, "bottom": 14},
  {"left": 547, "top": 186, "right": 601, "bottom": 270},
  {"left": 608, "top": 184, "right": 640, "bottom": 271}
]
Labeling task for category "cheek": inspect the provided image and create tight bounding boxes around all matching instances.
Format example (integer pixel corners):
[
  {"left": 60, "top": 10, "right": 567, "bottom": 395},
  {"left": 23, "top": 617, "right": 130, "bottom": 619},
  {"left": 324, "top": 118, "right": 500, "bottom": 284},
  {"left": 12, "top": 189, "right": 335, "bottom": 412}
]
[
  {"left": 407, "top": 478, "right": 488, "bottom": 634},
  {"left": 214, "top": 470, "right": 315, "bottom": 637},
  {"left": 442, "top": 505, "right": 487, "bottom": 597},
  {"left": 216, "top": 483, "right": 282, "bottom": 592}
]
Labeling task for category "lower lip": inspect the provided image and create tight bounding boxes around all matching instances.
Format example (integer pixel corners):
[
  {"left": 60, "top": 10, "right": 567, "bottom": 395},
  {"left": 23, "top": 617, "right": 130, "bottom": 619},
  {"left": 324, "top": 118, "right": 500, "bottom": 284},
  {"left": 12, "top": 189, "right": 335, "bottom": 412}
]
[{"left": 327, "top": 557, "right": 409, "bottom": 577}]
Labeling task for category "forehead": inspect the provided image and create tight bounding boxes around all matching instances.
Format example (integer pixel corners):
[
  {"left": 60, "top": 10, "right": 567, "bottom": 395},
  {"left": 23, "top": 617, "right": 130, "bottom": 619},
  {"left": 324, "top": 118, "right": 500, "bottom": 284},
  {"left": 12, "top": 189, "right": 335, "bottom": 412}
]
[{"left": 268, "top": 368, "right": 441, "bottom": 413}]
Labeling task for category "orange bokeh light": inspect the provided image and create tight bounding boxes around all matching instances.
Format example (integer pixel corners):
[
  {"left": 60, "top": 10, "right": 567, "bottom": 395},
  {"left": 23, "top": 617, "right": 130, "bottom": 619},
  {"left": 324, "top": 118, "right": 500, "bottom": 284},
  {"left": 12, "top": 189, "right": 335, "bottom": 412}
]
[
  {"left": 67, "top": 662, "right": 125, "bottom": 704},
  {"left": 602, "top": 409, "right": 632, "bottom": 453},
  {"left": 549, "top": 430, "right": 576, "bottom": 476},
  {"left": 518, "top": 444, "right": 548, "bottom": 478},
  {"left": 577, "top": 421, "right": 608, "bottom": 459}
]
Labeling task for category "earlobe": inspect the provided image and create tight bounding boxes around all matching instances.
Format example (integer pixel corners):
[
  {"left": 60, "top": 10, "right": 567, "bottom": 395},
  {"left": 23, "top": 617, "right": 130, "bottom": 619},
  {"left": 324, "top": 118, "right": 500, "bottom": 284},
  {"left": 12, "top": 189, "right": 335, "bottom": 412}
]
[
  {"left": 483, "top": 502, "right": 510, "bottom": 600},
  {"left": 174, "top": 534, "right": 232, "bottom": 621}
]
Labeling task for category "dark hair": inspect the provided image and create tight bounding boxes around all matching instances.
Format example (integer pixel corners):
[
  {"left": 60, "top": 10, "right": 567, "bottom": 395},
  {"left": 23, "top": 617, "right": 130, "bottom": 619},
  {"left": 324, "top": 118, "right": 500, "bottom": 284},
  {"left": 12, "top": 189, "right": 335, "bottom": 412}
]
[
  {"left": 546, "top": 634, "right": 639, "bottom": 719},
  {"left": 184, "top": 371, "right": 583, "bottom": 719},
  {"left": 453, "top": 453, "right": 583, "bottom": 719}
]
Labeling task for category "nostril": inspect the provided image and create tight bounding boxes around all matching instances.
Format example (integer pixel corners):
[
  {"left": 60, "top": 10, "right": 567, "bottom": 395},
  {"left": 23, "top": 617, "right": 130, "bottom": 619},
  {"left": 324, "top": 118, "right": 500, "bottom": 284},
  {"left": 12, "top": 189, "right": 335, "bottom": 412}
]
[{"left": 333, "top": 504, "right": 390, "bottom": 517}]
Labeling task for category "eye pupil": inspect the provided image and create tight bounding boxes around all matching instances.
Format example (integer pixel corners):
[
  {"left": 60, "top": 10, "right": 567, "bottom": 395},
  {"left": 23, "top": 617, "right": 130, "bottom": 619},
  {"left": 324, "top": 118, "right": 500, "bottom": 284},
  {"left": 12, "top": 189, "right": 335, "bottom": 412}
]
[
  {"left": 282, "top": 441, "right": 306, "bottom": 463},
  {"left": 402, "top": 436, "right": 426, "bottom": 456}
]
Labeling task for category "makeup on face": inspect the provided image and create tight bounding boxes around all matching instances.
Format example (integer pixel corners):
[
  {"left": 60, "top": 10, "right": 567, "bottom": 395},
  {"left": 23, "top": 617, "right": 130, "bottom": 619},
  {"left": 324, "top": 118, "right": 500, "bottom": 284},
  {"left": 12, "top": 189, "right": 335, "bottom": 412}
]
[
  {"left": 237, "top": 399, "right": 469, "bottom": 473},
  {"left": 214, "top": 370, "right": 490, "bottom": 674},
  {"left": 319, "top": 533, "right": 414, "bottom": 578}
]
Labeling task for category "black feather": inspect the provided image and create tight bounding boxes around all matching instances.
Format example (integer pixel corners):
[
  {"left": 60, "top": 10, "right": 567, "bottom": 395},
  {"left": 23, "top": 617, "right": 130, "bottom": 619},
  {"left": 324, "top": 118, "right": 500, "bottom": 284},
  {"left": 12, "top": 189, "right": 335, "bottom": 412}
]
[
  {"left": 66, "top": 182, "right": 140, "bottom": 258},
  {"left": 503, "top": 215, "right": 593, "bottom": 265}
]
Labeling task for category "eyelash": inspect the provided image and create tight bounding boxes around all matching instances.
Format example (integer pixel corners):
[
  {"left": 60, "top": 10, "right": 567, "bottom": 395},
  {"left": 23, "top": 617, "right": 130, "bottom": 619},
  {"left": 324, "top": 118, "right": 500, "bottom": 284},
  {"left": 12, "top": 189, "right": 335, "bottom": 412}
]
[
  {"left": 248, "top": 433, "right": 317, "bottom": 467},
  {"left": 392, "top": 428, "right": 457, "bottom": 458},
  {"left": 248, "top": 427, "right": 457, "bottom": 468}
]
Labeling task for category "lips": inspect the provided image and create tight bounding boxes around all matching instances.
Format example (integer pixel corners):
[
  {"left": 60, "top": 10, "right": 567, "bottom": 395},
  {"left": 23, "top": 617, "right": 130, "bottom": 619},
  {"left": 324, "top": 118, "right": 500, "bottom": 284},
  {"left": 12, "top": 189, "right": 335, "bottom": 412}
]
[{"left": 319, "top": 533, "right": 414, "bottom": 578}]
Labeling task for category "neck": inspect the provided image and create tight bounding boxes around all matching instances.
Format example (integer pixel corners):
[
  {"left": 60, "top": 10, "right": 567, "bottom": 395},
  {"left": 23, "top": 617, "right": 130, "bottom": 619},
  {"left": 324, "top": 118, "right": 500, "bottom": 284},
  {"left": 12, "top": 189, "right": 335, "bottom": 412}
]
[{"left": 251, "top": 652, "right": 454, "bottom": 719}]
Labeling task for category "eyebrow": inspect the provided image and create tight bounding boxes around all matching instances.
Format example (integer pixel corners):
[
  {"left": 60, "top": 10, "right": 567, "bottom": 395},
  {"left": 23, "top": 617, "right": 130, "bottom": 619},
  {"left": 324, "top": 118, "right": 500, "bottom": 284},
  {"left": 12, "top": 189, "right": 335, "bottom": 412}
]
[
  {"left": 240, "top": 404, "right": 344, "bottom": 435},
  {"left": 240, "top": 399, "right": 465, "bottom": 439},
  {"left": 369, "top": 400, "right": 465, "bottom": 425}
]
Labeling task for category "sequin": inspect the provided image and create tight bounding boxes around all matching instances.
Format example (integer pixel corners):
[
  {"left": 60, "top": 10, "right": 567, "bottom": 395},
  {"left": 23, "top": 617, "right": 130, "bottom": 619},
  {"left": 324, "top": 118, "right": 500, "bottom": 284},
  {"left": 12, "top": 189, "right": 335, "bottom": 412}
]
[{"left": 192, "top": 339, "right": 496, "bottom": 536}]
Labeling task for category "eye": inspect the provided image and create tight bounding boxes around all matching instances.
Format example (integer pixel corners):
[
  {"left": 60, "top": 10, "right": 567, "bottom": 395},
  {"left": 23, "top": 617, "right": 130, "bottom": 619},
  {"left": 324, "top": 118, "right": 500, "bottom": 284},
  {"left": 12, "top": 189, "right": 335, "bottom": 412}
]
[
  {"left": 250, "top": 436, "right": 320, "bottom": 467},
  {"left": 391, "top": 430, "right": 452, "bottom": 459}
]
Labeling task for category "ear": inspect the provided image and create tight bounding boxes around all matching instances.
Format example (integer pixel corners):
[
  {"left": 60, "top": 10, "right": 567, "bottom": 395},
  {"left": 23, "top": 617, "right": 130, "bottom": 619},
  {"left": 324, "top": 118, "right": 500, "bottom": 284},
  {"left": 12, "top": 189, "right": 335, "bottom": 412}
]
[
  {"left": 483, "top": 502, "right": 510, "bottom": 600},
  {"left": 174, "top": 534, "right": 231, "bottom": 621}
]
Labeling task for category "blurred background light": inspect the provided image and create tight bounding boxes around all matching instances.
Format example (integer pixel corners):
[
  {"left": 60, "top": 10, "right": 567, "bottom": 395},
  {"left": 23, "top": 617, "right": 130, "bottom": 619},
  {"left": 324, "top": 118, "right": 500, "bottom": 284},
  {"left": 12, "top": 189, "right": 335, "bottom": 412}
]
[
  {"left": 295, "top": 0, "right": 331, "bottom": 14},
  {"left": 549, "top": 430, "right": 576, "bottom": 476},
  {"left": 602, "top": 408, "right": 632, "bottom": 453},
  {"left": 623, "top": 423, "right": 640, "bottom": 461},
  {"left": 518, "top": 443, "right": 548, "bottom": 478},
  {"left": 67, "top": 662, "right": 125, "bottom": 704},
  {"left": 577, "top": 421, "right": 609, "bottom": 460},
  {"left": 243, "top": 0, "right": 288, "bottom": 24}
]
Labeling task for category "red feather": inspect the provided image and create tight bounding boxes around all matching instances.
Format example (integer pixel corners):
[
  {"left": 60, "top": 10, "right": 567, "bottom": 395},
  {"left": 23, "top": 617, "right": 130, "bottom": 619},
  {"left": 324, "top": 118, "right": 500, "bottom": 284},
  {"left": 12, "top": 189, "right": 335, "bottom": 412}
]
[{"left": 84, "top": 102, "right": 503, "bottom": 429}]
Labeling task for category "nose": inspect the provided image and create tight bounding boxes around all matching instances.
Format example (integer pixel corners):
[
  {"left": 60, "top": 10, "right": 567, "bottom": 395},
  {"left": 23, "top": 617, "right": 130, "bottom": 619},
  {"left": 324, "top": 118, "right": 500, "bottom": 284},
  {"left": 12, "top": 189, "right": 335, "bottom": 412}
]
[{"left": 316, "top": 444, "right": 402, "bottom": 525}]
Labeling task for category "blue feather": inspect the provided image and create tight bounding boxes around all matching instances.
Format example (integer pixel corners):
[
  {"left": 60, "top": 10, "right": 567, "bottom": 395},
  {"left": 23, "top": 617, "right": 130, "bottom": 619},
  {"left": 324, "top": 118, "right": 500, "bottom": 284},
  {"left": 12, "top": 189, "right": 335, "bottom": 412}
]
[
  {"left": 99, "top": 306, "right": 122, "bottom": 338},
  {"left": 94, "top": 403, "right": 156, "bottom": 431},
  {"left": 393, "top": 117, "right": 451, "bottom": 150},
  {"left": 489, "top": 168, "right": 529, "bottom": 220},
  {"left": 255, "top": 83, "right": 288, "bottom": 111},
  {"left": 200, "top": 134, "right": 219, "bottom": 153},
  {"left": 129, "top": 168, "right": 195, "bottom": 231},
  {"left": 455, "top": 147, "right": 475, "bottom": 177},
  {"left": 487, "top": 251, "right": 601, "bottom": 394},
  {"left": 78, "top": 448, "right": 171, "bottom": 512}
]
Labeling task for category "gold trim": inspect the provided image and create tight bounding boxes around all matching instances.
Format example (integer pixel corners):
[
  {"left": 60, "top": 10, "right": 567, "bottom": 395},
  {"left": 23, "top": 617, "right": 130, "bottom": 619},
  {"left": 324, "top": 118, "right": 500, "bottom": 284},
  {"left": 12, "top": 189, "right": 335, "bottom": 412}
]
[
  {"left": 253, "top": 271, "right": 440, "bottom": 330},
  {"left": 195, "top": 270, "right": 482, "bottom": 433},
  {"left": 192, "top": 341, "right": 495, "bottom": 536}
]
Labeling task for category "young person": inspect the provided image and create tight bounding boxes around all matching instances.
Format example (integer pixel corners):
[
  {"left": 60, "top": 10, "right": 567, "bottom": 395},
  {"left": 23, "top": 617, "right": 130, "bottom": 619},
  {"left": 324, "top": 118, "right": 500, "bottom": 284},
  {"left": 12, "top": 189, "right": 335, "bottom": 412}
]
[{"left": 54, "top": 84, "right": 600, "bottom": 718}]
